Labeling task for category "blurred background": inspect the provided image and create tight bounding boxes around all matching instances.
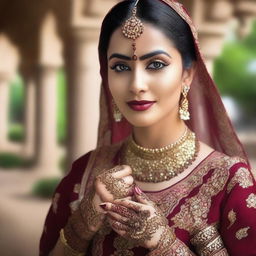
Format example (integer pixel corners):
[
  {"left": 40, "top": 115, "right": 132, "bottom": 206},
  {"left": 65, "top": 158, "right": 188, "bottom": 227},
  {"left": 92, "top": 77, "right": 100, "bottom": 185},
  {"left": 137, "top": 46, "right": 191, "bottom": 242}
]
[{"left": 0, "top": 0, "right": 255, "bottom": 255}]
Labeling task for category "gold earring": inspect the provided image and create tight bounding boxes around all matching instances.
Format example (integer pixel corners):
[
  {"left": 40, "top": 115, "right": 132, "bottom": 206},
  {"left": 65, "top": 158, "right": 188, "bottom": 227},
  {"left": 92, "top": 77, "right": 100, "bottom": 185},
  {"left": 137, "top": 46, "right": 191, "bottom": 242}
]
[
  {"left": 112, "top": 101, "right": 122, "bottom": 122},
  {"left": 179, "top": 85, "right": 190, "bottom": 120}
]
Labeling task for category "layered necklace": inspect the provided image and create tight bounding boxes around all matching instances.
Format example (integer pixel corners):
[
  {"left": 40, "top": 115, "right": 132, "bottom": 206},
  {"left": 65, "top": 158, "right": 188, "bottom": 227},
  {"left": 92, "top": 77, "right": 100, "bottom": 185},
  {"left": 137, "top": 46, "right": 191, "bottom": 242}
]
[{"left": 121, "top": 128, "right": 199, "bottom": 183}]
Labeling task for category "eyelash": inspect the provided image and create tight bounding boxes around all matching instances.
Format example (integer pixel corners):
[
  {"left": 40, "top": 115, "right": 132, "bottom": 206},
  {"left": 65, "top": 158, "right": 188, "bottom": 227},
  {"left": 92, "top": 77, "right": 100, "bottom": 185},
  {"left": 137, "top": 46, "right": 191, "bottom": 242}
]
[{"left": 110, "top": 61, "right": 168, "bottom": 73}]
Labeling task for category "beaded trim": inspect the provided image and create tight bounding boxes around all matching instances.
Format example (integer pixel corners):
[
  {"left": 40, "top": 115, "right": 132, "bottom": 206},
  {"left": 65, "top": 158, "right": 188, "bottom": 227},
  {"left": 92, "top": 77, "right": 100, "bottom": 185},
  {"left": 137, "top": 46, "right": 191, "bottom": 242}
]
[{"left": 121, "top": 128, "right": 199, "bottom": 182}]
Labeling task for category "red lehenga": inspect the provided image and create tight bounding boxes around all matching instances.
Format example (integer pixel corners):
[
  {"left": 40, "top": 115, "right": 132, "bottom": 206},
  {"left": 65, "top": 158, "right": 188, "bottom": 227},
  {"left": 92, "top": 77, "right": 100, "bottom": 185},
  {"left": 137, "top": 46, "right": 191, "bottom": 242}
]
[{"left": 39, "top": 0, "right": 256, "bottom": 255}]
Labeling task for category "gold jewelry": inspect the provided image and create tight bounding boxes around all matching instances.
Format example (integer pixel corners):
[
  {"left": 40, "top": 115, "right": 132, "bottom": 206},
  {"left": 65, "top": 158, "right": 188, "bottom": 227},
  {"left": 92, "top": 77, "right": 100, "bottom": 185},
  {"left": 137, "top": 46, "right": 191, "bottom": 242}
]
[
  {"left": 97, "top": 166, "right": 132, "bottom": 199},
  {"left": 148, "top": 226, "right": 176, "bottom": 255},
  {"left": 63, "top": 190, "right": 101, "bottom": 253},
  {"left": 191, "top": 225, "right": 227, "bottom": 256},
  {"left": 112, "top": 100, "right": 122, "bottom": 122},
  {"left": 122, "top": 0, "right": 144, "bottom": 60},
  {"left": 191, "top": 225, "right": 219, "bottom": 248},
  {"left": 121, "top": 128, "right": 199, "bottom": 182},
  {"left": 60, "top": 229, "right": 85, "bottom": 256},
  {"left": 179, "top": 85, "right": 190, "bottom": 120}
]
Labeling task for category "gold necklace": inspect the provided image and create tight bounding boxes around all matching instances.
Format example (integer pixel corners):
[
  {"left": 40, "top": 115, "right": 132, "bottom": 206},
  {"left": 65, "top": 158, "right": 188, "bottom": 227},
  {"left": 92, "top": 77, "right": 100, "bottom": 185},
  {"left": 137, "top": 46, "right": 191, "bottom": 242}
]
[{"left": 121, "top": 128, "right": 199, "bottom": 183}]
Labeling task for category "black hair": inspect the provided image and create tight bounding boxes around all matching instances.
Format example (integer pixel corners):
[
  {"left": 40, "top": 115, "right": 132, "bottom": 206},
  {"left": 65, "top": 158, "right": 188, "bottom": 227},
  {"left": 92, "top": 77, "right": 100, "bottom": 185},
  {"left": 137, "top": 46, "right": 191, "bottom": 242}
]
[{"left": 98, "top": 0, "right": 197, "bottom": 69}]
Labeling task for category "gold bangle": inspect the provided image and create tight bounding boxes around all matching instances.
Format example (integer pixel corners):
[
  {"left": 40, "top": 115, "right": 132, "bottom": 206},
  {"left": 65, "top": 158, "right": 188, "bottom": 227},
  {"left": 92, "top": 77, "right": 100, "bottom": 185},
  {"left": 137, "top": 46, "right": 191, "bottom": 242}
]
[{"left": 60, "top": 229, "right": 85, "bottom": 256}]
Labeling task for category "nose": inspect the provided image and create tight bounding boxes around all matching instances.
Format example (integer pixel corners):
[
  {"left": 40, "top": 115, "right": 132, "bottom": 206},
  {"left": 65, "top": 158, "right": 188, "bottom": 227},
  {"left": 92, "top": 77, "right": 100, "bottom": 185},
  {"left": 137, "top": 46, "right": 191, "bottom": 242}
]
[{"left": 129, "top": 68, "right": 148, "bottom": 95}]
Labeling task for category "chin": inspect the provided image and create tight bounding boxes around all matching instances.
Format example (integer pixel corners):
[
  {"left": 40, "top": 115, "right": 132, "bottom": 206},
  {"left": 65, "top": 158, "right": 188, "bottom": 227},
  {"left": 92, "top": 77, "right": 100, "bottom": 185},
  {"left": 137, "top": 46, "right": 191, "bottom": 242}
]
[{"left": 124, "top": 114, "right": 159, "bottom": 128}]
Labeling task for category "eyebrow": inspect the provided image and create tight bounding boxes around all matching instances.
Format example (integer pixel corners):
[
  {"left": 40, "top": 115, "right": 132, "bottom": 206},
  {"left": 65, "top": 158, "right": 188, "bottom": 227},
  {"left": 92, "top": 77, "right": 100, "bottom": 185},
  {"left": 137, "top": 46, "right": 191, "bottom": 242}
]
[{"left": 108, "top": 50, "right": 171, "bottom": 61}]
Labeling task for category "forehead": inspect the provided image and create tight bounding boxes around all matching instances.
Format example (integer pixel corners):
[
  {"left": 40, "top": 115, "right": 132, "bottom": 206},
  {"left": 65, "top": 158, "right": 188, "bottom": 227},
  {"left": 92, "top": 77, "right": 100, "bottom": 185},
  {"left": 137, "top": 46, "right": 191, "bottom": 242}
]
[{"left": 107, "top": 23, "right": 180, "bottom": 58}]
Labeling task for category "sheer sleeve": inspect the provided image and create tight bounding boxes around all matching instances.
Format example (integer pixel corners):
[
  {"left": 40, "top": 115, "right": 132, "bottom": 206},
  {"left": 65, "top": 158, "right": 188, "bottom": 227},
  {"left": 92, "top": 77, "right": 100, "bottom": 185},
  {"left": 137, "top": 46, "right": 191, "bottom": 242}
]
[
  {"left": 220, "top": 162, "right": 256, "bottom": 256},
  {"left": 39, "top": 152, "right": 91, "bottom": 256}
]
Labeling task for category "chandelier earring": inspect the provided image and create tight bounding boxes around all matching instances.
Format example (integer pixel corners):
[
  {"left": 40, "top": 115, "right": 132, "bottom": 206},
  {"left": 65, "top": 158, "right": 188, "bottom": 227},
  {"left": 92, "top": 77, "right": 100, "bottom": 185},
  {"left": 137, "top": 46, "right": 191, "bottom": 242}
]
[
  {"left": 179, "top": 85, "right": 190, "bottom": 120},
  {"left": 112, "top": 101, "right": 122, "bottom": 122}
]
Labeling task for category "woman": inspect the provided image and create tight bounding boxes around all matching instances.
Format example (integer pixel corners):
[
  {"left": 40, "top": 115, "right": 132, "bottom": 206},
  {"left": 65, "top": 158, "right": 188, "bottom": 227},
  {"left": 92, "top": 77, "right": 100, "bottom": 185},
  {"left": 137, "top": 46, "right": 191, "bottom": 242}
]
[{"left": 40, "top": 0, "right": 256, "bottom": 255}]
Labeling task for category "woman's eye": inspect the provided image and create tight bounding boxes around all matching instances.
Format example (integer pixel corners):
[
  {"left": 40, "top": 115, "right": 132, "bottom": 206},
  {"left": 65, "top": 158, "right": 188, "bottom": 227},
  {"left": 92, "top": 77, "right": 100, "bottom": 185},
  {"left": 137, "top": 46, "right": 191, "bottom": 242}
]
[
  {"left": 110, "top": 64, "right": 130, "bottom": 72},
  {"left": 147, "top": 61, "right": 167, "bottom": 70}
]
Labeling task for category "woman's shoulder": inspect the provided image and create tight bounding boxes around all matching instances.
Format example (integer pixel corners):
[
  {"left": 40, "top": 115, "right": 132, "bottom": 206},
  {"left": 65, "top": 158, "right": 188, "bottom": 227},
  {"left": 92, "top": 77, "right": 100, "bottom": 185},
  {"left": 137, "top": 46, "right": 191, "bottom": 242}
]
[
  {"left": 67, "top": 142, "right": 123, "bottom": 179},
  {"left": 196, "top": 141, "right": 252, "bottom": 183}
]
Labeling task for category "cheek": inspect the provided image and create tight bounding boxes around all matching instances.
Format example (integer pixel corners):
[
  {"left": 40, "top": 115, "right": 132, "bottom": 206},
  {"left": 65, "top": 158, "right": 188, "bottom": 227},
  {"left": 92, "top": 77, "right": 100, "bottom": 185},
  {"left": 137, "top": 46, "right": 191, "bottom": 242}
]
[
  {"left": 152, "top": 70, "right": 182, "bottom": 99},
  {"left": 108, "top": 73, "right": 126, "bottom": 102}
]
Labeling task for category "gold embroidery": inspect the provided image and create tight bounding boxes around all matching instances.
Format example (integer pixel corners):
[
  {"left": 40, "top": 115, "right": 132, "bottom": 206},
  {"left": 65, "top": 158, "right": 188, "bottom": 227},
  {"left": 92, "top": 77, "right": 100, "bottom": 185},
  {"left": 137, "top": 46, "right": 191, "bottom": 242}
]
[
  {"left": 227, "top": 167, "right": 253, "bottom": 193},
  {"left": 91, "top": 224, "right": 112, "bottom": 256},
  {"left": 43, "top": 225, "right": 47, "bottom": 234},
  {"left": 227, "top": 209, "right": 236, "bottom": 229},
  {"left": 148, "top": 238, "right": 194, "bottom": 256},
  {"left": 236, "top": 227, "right": 250, "bottom": 240},
  {"left": 52, "top": 193, "right": 60, "bottom": 214},
  {"left": 171, "top": 157, "right": 237, "bottom": 234},
  {"left": 246, "top": 193, "right": 256, "bottom": 209},
  {"left": 112, "top": 236, "right": 136, "bottom": 256},
  {"left": 69, "top": 199, "right": 81, "bottom": 213},
  {"left": 147, "top": 153, "right": 240, "bottom": 216},
  {"left": 73, "top": 183, "right": 81, "bottom": 194}
]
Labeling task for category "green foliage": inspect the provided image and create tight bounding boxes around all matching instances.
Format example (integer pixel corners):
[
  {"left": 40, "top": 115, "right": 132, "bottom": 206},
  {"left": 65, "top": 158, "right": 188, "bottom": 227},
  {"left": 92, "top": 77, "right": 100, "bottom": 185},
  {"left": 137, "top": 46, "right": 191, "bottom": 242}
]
[
  {"left": 8, "top": 69, "right": 67, "bottom": 145},
  {"left": 8, "top": 123, "right": 25, "bottom": 142},
  {"left": 214, "top": 21, "right": 256, "bottom": 118},
  {"left": 0, "top": 153, "right": 33, "bottom": 168},
  {"left": 57, "top": 69, "right": 67, "bottom": 145},
  {"left": 9, "top": 75, "right": 25, "bottom": 123},
  {"left": 32, "top": 177, "right": 61, "bottom": 198}
]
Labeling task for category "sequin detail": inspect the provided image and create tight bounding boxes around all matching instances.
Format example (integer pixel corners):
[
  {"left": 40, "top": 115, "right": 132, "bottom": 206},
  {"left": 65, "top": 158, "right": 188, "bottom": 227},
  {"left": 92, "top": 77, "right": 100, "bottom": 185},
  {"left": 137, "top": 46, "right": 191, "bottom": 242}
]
[
  {"left": 236, "top": 227, "right": 250, "bottom": 240},
  {"left": 227, "top": 209, "right": 237, "bottom": 229},
  {"left": 52, "top": 193, "right": 60, "bottom": 214},
  {"left": 227, "top": 167, "right": 253, "bottom": 193},
  {"left": 171, "top": 157, "right": 237, "bottom": 234},
  {"left": 73, "top": 183, "right": 81, "bottom": 194},
  {"left": 246, "top": 193, "right": 256, "bottom": 209}
]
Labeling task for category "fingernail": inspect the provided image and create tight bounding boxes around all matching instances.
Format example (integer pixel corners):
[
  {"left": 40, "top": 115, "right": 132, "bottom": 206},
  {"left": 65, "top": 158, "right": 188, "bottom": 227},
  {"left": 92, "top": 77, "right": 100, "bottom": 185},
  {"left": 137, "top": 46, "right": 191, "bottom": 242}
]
[
  {"left": 99, "top": 203, "right": 107, "bottom": 210},
  {"left": 134, "top": 186, "right": 142, "bottom": 195}
]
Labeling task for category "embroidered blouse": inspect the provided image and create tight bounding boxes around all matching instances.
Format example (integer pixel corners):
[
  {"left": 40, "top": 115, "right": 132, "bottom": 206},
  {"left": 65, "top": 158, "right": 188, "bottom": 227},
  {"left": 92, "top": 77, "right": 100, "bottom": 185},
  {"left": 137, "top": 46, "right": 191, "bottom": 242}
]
[{"left": 39, "top": 149, "right": 256, "bottom": 256}]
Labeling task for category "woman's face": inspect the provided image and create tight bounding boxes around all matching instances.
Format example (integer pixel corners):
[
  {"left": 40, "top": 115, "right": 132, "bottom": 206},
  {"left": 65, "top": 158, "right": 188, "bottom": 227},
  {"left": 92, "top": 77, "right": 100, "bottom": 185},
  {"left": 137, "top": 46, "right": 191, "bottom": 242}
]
[{"left": 107, "top": 23, "right": 194, "bottom": 128}]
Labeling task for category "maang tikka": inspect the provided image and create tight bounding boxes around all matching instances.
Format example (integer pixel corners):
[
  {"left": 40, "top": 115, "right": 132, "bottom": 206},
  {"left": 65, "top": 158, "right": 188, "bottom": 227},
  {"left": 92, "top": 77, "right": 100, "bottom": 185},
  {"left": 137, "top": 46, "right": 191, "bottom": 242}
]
[{"left": 122, "top": 0, "right": 144, "bottom": 60}]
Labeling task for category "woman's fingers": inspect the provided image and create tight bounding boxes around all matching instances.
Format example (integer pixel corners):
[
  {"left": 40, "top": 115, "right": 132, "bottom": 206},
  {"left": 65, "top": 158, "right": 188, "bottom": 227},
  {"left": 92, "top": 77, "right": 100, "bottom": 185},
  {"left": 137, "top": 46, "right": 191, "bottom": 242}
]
[
  {"left": 133, "top": 187, "right": 155, "bottom": 207},
  {"left": 108, "top": 217, "right": 128, "bottom": 235},
  {"left": 112, "top": 165, "right": 132, "bottom": 178},
  {"left": 103, "top": 202, "right": 136, "bottom": 218},
  {"left": 106, "top": 211, "right": 129, "bottom": 224},
  {"left": 113, "top": 198, "right": 147, "bottom": 212},
  {"left": 121, "top": 175, "right": 134, "bottom": 186}
]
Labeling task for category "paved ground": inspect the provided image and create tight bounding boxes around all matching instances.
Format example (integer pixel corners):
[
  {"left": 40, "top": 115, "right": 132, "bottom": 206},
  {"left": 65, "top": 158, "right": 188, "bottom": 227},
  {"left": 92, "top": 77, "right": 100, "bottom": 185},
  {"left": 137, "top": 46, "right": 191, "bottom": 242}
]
[
  {"left": 0, "top": 132, "right": 255, "bottom": 256},
  {"left": 0, "top": 170, "right": 53, "bottom": 256}
]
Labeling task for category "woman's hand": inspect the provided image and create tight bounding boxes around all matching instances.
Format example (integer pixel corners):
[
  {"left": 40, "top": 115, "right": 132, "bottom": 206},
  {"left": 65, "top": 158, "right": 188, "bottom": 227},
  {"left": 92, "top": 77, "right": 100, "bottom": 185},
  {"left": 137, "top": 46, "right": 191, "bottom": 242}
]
[
  {"left": 94, "top": 165, "right": 135, "bottom": 202},
  {"left": 102, "top": 187, "right": 175, "bottom": 250}
]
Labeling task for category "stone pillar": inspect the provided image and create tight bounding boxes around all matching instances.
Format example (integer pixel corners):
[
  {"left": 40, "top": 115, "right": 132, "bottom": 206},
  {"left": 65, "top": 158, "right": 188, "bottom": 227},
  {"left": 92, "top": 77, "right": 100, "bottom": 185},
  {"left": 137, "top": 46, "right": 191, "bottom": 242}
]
[
  {"left": 197, "top": 0, "right": 234, "bottom": 74},
  {"left": 0, "top": 74, "right": 10, "bottom": 150},
  {"left": 35, "top": 65, "right": 59, "bottom": 172},
  {"left": 23, "top": 75, "right": 36, "bottom": 158},
  {"left": 234, "top": 0, "right": 256, "bottom": 38},
  {"left": 65, "top": 18, "right": 101, "bottom": 168}
]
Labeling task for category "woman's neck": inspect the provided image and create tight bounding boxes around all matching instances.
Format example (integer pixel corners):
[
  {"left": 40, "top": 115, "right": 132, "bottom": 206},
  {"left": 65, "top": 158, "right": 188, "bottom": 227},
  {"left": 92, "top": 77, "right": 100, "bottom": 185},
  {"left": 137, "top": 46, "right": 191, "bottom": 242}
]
[{"left": 132, "top": 118, "right": 186, "bottom": 149}]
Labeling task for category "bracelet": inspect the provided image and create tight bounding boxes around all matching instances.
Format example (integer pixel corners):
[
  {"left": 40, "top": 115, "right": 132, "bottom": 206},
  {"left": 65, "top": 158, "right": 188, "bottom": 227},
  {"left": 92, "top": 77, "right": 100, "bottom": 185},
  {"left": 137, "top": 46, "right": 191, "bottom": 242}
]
[
  {"left": 191, "top": 225, "right": 226, "bottom": 256},
  {"left": 148, "top": 226, "right": 176, "bottom": 256},
  {"left": 60, "top": 229, "right": 85, "bottom": 256},
  {"left": 63, "top": 189, "right": 101, "bottom": 252}
]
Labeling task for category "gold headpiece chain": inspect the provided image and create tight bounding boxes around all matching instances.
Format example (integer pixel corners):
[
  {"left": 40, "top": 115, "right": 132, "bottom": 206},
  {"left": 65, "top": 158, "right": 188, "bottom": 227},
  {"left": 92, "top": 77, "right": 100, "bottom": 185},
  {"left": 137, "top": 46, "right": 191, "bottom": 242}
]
[{"left": 122, "top": 0, "right": 144, "bottom": 60}]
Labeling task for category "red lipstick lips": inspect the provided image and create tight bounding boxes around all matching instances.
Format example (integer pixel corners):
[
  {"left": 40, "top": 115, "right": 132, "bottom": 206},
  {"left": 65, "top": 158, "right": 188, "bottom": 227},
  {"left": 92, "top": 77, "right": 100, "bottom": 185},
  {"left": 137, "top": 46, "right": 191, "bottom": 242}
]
[{"left": 127, "top": 100, "right": 156, "bottom": 111}]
